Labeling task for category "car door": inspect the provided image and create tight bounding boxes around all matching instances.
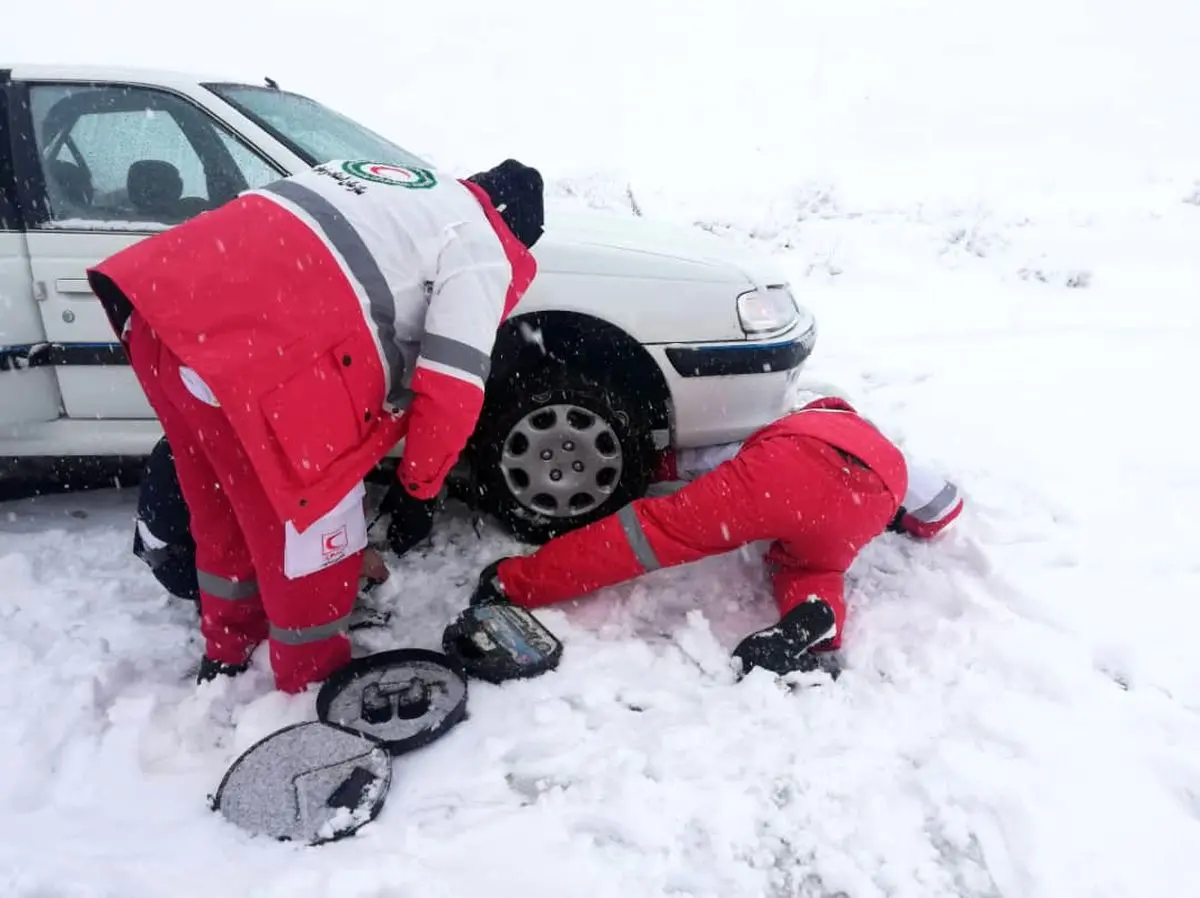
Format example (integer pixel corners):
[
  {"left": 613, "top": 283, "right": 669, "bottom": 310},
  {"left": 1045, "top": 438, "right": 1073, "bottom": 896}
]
[
  {"left": 8, "top": 79, "right": 283, "bottom": 420},
  {"left": 0, "top": 74, "right": 64, "bottom": 431}
]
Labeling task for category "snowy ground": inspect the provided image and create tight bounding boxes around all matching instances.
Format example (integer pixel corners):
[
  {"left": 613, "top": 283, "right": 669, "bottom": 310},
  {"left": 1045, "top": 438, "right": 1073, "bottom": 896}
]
[{"left": 4, "top": 1, "right": 1200, "bottom": 896}]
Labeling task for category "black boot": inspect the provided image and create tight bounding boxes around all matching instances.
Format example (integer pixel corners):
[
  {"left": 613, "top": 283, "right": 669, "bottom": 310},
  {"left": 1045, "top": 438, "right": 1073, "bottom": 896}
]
[
  {"left": 469, "top": 558, "right": 516, "bottom": 606},
  {"left": 197, "top": 656, "right": 249, "bottom": 684},
  {"left": 732, "top": 599, "right": 839, "bottom": 678}
]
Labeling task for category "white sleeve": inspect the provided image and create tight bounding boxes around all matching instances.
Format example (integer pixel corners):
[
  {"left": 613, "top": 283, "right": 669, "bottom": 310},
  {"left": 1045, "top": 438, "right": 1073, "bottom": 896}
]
[
  {"left": 415, "top": 219, "right": 511, "bottom": 389},
  {"left": 896, "top": 453, "right": 963, "bottom": 538},
  {"left": 398, "top": 219, "right": 510, "bottom": 500},
  {"left": 675, "top": 441, "right": 745, "bottom": 480}
]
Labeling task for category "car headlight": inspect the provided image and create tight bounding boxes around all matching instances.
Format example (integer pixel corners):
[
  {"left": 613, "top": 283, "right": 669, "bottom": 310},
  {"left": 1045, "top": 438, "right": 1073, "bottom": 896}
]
[{"left": 736, "top": 286, "right": 799, "bottom": 336}]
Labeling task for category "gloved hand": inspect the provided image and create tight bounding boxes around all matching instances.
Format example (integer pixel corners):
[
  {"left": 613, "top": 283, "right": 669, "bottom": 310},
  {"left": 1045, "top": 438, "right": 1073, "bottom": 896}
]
[
  {"left": 197, "top": 655, "right": 249, "bottom": 684},
  {"left": 379, "top": 482, "right": 438, "bottom": 557},
  {"left": 469, "top": 558, "right": 514, "bottom": 606}
]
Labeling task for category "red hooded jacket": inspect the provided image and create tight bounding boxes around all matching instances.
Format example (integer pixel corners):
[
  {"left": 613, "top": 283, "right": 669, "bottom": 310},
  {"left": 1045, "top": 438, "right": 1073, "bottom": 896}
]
[{"left": 88, "top": 160, "right": 536, "bottom": 531}]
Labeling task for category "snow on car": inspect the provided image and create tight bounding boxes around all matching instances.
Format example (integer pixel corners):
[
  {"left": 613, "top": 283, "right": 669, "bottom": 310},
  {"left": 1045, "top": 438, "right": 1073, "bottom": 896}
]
[{"left": 0, "top": 64, "right": 817, "bottom": 540}]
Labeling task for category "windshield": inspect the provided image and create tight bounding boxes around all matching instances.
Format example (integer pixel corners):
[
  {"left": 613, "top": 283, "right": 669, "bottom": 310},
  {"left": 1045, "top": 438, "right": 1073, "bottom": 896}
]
[{"left": 204, "top": 83, "right": 432, "bottom": 169}]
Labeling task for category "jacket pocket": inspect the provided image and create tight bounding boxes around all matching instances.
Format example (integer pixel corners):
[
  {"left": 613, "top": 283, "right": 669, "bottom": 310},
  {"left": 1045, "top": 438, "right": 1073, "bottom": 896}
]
[{"left": 261, "top": 338, "right": 371, "bottom": 487}]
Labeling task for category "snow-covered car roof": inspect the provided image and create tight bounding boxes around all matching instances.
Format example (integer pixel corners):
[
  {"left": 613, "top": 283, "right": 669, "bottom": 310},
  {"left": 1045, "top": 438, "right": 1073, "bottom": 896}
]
[{"left": 2, "top": 63, "right": 249, "bottom": 87}]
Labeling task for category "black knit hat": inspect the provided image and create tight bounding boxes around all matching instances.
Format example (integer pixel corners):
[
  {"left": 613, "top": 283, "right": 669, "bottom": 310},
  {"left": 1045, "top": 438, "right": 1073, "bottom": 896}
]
[{"left": 466, "top": 159, "right": 545, "bottom": 248}]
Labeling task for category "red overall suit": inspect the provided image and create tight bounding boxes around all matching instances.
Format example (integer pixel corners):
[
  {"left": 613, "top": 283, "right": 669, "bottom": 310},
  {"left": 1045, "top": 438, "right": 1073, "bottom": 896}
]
[
  {"left": 495, "top": 397, "right": 921, "bottom": 650},
  {"left": 88, "top": 160, "right": 538, "bottom": 692}
]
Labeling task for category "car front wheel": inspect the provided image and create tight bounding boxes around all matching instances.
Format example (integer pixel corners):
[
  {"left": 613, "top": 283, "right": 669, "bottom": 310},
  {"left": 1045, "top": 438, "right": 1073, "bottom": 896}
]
[{"left": 470, "top": 367, "right": 658, "bottom": 544}]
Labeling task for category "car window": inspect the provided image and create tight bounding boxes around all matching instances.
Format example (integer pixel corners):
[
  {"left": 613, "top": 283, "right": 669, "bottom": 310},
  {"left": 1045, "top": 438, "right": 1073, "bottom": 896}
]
[
  {"left": 28, "top": 83, "right": 282, "bottom": 231},
  {"left": 205, "top": 83, "right": 431, "bottom": 169},
  {"left": 67, "top": 108, "right": 208, "bottom": 200},
  {"left": 215, "top": 128, "right": 278, "bottom": 189}
]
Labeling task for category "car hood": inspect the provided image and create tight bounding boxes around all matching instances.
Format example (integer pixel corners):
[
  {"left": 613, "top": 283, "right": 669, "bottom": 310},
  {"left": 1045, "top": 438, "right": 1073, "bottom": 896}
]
[{"left": 533, "top": 201, "right": 786, "bottom": 286}]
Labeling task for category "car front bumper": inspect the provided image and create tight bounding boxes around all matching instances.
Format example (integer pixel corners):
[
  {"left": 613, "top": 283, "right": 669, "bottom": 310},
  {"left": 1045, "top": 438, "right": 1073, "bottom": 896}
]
[{"left": 648, "top": 318, "right": 818, "bottom": 449}]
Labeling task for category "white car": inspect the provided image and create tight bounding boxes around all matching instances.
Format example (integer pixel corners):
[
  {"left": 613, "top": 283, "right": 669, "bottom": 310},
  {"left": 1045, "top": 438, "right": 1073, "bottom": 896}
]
[{"left": 0, "top": 64, "right": 817, "bottom": 541}]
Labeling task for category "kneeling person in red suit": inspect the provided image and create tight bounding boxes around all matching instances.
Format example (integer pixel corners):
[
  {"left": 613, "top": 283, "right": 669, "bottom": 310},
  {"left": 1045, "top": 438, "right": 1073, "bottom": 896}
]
[
  {"left": 470, "top": 388, "right": 963, "bottom": 677},
  {"left": 88, "top": 158, "right": 544, "bottom": 693}
]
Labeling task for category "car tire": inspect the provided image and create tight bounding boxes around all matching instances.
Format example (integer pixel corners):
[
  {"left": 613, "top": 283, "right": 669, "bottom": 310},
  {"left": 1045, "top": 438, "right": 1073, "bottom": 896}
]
[{"left": 470, "top": 366, "right": 658, "bottom": 544}]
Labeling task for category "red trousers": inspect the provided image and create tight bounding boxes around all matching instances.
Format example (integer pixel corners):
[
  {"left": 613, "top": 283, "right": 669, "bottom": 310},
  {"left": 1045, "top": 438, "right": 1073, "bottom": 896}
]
[
  {"left": 497, "top": 434, "right": 900, "bottom": 649},
  {"left": 126, "top": 314, "right": 361, "bottom": 693}
]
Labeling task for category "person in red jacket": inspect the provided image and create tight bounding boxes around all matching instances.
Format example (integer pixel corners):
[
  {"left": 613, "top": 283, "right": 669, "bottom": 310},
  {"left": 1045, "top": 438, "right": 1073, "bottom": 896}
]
[
  {"left": 87, "top": 158, "right": 543, "bottom": 693},
  {"left": 469, "top": 388, "right": 963, "bottom": 677}
]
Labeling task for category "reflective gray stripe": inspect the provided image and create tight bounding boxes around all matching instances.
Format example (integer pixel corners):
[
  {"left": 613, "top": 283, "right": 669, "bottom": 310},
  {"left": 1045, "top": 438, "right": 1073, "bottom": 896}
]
[
  {"left": 197, "top": 570, "right": 259, "bottom": 600},
  {"left": 910, "top": 482, "right": 959, "bottom": 522},
  {"left": 389, "top": 340, "right": 421, "bottom": 408},
  {"left": 260, "top": 179, "right": 404, "bottom": 385},
  {"left": 269, "top": 615, "right": 351, "bottom": 646},
  {"left": 420, "top": 333, "right": 491, "bottom": 381},
  {"left": 618, "top": 504, "right": 660, "bottom": 571}
]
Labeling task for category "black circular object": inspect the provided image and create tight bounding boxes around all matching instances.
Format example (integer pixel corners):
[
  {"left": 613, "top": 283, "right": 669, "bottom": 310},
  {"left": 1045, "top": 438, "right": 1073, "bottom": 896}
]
[
  {"left": 316, "top": 649, "right": 468, "bottom": 755},
  {"left": 210, "top": 721, "right": 392, "bottom": 846}
]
